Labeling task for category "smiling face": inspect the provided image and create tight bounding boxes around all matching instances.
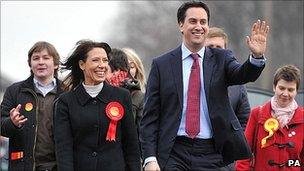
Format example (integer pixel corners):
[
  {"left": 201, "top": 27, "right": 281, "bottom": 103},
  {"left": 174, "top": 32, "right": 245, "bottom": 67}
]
[
  {"left": 179, "top": 7, "right": 209, "bottom": 52},
  {"left": 30, "top": 49, "right": 58, "bottom": 84},
  {"left": 273, "top": 79, "right": 298, "bottom": 108},
  {"left": 79, "top": 47, "right": 109, "bottom": 85}
]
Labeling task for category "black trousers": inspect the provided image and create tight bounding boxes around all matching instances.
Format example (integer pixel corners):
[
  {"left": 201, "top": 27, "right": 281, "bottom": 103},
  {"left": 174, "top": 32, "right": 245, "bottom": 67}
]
[{"left": 164, "top": 136, "right": 230, "bottom": 171}]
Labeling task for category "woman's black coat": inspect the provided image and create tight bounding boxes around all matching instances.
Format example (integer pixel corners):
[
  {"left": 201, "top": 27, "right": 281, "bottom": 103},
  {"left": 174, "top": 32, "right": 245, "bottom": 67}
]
[{"left": 54, "top": 82, "right": 141, "bottom": 171}]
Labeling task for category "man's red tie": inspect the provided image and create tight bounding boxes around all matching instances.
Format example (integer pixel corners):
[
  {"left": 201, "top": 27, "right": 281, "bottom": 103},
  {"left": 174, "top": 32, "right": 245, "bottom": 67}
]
[{"left": 185, "top": 53, "right": 201, "bottom": 139}]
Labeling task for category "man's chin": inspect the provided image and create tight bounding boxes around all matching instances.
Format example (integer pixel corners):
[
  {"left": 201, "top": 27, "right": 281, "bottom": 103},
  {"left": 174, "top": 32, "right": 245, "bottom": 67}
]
[
  {"left": 35, "top": 74, "right": 47, "bottom": 79},
  {"left": 191, "top": 42, "right": 204, "bottom": 47}
]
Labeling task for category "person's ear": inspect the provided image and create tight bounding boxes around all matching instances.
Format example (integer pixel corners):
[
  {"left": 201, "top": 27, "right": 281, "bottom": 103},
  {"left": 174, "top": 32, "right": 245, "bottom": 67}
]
[
  {"left": 54, "top": 64, "right": 59, "bottom": 70},
  {"left": 79, "top": 60, "right": 85, "bottom": 70},
  {"left": 179, "top": 22, "right": 184, "bottom": 33}
]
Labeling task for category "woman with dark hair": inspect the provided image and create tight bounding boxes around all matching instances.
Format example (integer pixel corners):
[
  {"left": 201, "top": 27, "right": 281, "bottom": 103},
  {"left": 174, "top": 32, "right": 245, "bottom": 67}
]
[
  {"left": 236, "top": 65, "right": 303, "bottom": 171},
  {"left": 54, "top": 40, "right": 140, "bottom": 171}
]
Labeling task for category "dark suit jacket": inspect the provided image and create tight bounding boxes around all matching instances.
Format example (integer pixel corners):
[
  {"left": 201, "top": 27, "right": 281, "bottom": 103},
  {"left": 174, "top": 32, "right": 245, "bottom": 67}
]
[
  {"left": 228, "top": 85, "right": 251, "bottom": 130},
  {"left": 139, "top": 46, "right": 264, "bottom": 169},
  {"left": 54, "top": 82, "right": 140, "bottom": 171}
]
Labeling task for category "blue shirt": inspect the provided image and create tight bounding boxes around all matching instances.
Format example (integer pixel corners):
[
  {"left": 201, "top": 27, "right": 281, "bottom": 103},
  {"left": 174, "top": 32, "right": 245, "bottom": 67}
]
[
  {"left": 176, "top": 44, "right": 266, "bottom": 139},
  {"left": 177, "top": 44, "right": 213, "bottom": 138},
  {"left": 33, "top": 78, "right": 57, "bottom": 97},
  {"left": 143, "top": 45, "right": 266, "bottom": 165}
]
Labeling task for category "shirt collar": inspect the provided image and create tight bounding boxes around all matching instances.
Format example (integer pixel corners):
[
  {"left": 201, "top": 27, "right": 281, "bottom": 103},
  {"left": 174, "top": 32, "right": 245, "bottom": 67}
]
[
  {"left": 82, "top": 81, "right": 104, "bottom": 96},
  {"left": 33, "top": 77, "right": 56, "bottom": 88},
  {"left": 181, "top": 43, "right": 205, "bottom": 60}
]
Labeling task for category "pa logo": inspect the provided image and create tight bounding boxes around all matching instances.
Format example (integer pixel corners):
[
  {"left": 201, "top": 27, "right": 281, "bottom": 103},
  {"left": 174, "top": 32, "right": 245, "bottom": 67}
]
[{"left": 287, "top": 159, "right": 301, "bottom": 167}]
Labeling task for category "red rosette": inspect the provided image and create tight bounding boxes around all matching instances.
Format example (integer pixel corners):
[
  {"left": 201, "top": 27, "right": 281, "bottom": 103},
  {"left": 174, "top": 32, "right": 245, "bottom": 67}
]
[{"left": 105, "top": 102, "right": 124, "bottom": 141}]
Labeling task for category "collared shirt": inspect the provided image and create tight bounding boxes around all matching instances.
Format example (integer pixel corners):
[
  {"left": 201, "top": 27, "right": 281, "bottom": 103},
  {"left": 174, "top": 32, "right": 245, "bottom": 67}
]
[
  {"left": 176, "top": 45, "right": 266, "bottom": 139},
  {"left": 33, "top": 77, "right": 57, "bottom": 97},
  {"left": 177, "top": 43, "right": 213, "bottom": 139}
]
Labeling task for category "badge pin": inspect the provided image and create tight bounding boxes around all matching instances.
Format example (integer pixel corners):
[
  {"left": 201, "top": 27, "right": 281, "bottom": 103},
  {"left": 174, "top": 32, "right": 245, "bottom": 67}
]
[{"left": 25, "top": 103, "right": 33, "bottom": 112}]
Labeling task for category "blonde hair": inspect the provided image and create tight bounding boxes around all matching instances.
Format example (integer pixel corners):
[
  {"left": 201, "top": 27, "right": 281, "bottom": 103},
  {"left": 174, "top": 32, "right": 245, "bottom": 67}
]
[
  {"left": 207, "top": 27, "right": 228, "bottom": 48},
  {"left": 122, "top": 48, "right": 146, "bottom": 92}
]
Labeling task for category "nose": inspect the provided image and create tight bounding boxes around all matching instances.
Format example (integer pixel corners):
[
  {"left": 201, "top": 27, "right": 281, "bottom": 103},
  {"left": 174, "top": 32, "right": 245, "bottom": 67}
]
[
  {"left": 282, "top": 90, "right": 288, "bottom": 96},
  {"left": 195, "top": 24, "right": 203, "bottom": 30},
  {"left": 38, "top": 58, "right": 45, "bottom": 64},
  {"left": 98, "top": 61, "right": 107, "bottom": 68},
  {"left": 195, "top": 21, "right": 204, "bottom": 29}
]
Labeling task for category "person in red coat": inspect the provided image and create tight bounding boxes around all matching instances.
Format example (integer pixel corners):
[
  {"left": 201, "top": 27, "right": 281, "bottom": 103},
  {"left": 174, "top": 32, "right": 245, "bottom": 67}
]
[{"left": 236, "top": 65, "right": 303, "bottom": 171}]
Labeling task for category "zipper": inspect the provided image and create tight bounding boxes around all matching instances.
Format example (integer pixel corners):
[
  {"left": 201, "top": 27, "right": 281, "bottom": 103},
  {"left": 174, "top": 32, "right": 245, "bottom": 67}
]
[{"left": 21, "top": 88, "right": 39, "bottom": 171}]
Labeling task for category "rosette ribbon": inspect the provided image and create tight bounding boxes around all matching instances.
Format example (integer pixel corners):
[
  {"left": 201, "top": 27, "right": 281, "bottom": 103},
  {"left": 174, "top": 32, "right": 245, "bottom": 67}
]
[
  {"left": 105, "top": 102, "right": 124, "bottom": 141},
  {"left": 261, "top": 118, "right": 279, "bottom": 148}
]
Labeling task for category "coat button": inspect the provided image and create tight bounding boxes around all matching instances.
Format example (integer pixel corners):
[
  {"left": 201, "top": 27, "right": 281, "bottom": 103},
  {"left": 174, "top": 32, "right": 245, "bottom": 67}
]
[
  {"left": 32, "top": 124, "right": 35, "bottom": 128},
  {"left": 92, "top": 152, "right": 97, "bottom": 157},
  {"left": 92, "top": 100, "right": 97, "bottom": 104}
]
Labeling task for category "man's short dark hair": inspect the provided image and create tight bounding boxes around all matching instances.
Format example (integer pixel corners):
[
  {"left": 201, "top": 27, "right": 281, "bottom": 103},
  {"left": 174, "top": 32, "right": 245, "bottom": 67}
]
[{"left": 177, "top": 1, "right": 210, "bottom": 24}]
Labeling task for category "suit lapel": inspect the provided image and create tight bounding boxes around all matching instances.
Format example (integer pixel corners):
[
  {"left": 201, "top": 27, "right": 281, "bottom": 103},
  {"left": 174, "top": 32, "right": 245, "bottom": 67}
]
[
  {"left": 169, "top": 47, "right": 183, "bottom": 108},
  {"left": 203, "top": 47, "right": 215, "bottom": 101}
]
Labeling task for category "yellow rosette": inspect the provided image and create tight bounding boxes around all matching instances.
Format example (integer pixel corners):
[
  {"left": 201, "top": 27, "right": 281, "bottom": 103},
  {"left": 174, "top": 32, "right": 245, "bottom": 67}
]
[{"left": 261, "top": 118, "right": 279, "bottom": 148}]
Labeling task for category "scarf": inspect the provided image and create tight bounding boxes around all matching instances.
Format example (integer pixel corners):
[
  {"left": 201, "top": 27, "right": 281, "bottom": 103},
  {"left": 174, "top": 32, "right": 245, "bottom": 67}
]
[
  {"left": 271, "top": 96, "right": 298, "bottom": 128},
  {"left": 107, "top": 70, "right": 129, "bottom": 87}
]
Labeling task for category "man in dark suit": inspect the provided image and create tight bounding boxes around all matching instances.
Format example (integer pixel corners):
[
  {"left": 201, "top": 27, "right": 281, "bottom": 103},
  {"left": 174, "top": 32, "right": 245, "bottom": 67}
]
[
  {"left": 140, "top": 1, "right": 270, "bottom": 171},
  {"left": 205, "top": 27, "right": 251, "bottom": 130}
]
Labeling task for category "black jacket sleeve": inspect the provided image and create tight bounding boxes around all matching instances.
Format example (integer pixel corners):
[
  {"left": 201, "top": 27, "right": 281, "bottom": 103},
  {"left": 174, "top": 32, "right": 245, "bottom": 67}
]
[
  {"left": 121, "top": 90, "right": 141, "bottom": 171},
  {"left": 1, "top": 85, "right": 22, "bottom": 137},
  {"left": 54, "top": 95, "right": 74, "bottom": 171}
]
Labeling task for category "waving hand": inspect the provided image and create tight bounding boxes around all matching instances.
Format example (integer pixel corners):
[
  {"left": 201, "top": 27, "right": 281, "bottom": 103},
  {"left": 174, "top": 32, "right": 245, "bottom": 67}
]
[{"left": 246, "top": 20, "right": 270, "bottom": 58}]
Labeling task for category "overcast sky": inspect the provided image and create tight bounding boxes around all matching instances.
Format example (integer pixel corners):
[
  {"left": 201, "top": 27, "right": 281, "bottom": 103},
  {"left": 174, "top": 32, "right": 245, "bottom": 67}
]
[{"left": 1, "top": 1, "right": 119, "bottom": 82}]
